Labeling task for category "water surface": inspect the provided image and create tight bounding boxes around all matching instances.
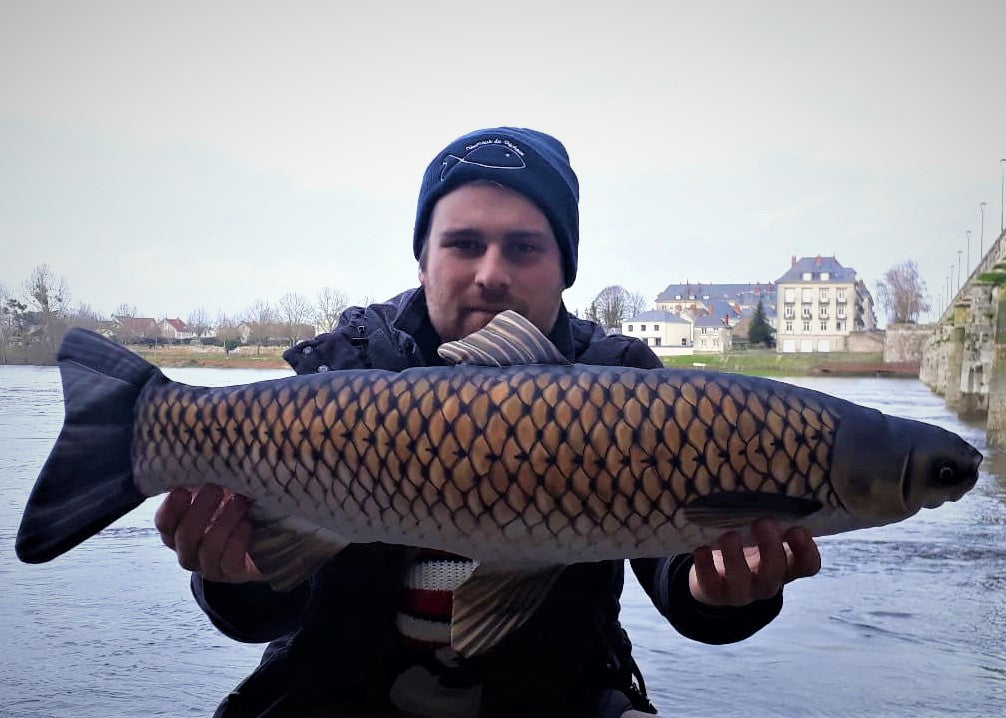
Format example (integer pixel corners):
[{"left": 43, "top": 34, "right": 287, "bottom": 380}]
[{"left": 1, "top": 367, "right": 1003, "bottom": 717}]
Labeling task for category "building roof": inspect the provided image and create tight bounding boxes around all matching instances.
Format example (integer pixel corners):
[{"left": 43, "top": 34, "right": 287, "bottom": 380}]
[
  {"left": 655, "top": 282, "right": 774, "bottom": 304},
  {"left": 626, "top": 309, "right": 689, "bottom": 324},
  {"left": 114, "top": 316, "right": 157, "bottom": 331},
  {"left": 775, "top": 255, "right": 858, "bottom": 284},
  {"left": 163, "top": 318, "right": 188, "bottom": 331},
  {"left": 694, "top": 314, "right": 729, "bottom": 328}
]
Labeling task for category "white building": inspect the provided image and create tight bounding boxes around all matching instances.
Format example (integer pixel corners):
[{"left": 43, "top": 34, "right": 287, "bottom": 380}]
[{"left": 775, "top": 255, "right": 878, "bottom": 353}]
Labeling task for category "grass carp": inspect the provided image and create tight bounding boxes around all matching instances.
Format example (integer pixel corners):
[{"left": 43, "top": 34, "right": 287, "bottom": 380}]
[{"left": 16, "top": 311, "right": 981, "bottom": 655}]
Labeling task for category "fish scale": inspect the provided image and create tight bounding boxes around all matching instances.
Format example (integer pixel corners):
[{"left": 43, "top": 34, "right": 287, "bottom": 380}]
[{"left": 132, "top": 364, "right": 844, "bottom": 564}]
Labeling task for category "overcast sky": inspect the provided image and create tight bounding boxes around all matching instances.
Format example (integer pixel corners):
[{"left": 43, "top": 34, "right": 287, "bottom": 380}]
[{"left": 2, "top": 1, "right": 1004, "bottom": 326}]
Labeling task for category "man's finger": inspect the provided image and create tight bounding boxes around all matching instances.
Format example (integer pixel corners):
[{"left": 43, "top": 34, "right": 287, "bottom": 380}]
[
  {"left": 196, "top": 494, "right": 248, "bottom": 578},
  {"left": 173, "top": 485, "right": 225, "bottom": 570},
  {"left": 154, "top": 489, "right": 193, "bottom": 549},
  {"left": 690, "top": 545, "right": 725, "bottom": 604},
  {"left": 716, "top": 531, "right": 752, "bottom": 605},
  {"left": 750, "top": 518, "right": 786, "bottom": 600},
  {"left": 784, "top": 527, "right": 822, "bottom": 580}
]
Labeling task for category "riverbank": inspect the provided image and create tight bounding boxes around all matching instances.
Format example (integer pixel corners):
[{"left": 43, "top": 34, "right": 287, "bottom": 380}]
[
  {"left": 659, "top": 349, "right": 912, "bottom": 377},
  {"left": 133, "top": 345, "right": 290, "bottom": 369},
  {"left": 130, "top": 344, "right": 905, "bottom": 377}
]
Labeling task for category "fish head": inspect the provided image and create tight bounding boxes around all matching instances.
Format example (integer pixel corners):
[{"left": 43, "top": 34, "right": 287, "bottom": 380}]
[{"left": 831, "top": 412, "right": 982, "bottom": 523}]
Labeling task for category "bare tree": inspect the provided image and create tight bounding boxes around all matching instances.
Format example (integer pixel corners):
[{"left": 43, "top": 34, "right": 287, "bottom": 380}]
[
  {"left": 591, "top": 285, "right": 643, "bottom": 330},
  {"left": 23, "top": 264, "right": 70, "bottom": 353},
  {"left": 875, "top": 260, "right": 931, "bottom": 324},
  {"left": 68, "top": 302, "right": 105, "bottom": 332},
  {"left": 277, "top": 292, "right": 315, "bottom": 346},
  {"left": 316, "top": 287, "right": 349, "bottom": 332},
  {"left": 186, "top": 307, "right": 211, "bottom": 338},
  {"left": 626, "top": 291, "right": 648, "bottom": 319},
  {"left": 115, "top": 303, "right": 137, "bottom": 319},
  {"left": 241, "top": 300, "right": 278, "bottom": 351},
  {"left": 215, "top": 311, "right": 243, "bottom": 354},
  {"left": 0, "top": 283, "right": 11, "bottom": 363}
]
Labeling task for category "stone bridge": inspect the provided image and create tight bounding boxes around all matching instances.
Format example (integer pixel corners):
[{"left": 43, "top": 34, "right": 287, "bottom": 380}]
[{"left": 920, "top": 225, "right": 1006, "bottom": 446}]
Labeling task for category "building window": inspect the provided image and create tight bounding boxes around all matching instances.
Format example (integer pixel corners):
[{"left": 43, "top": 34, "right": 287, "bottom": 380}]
[
  {"left": 801, "top": 307, "right": 812, "bottom": 319},
  {"left": 802, "top": 272, "right": 812, "bottom": 280},
  {"left": 700, "top": 327, "right": 707, "bottom": 334},
  {"left": 784, "top": 288, "right": 795, "bottom": 303},
  {"left": 802, "top": 288, "right": 813, "bottom": 302},
  {"left": 681, "top": 338, "right": 687, "bottom": 346},
  {"left": 627, "top": 325, "right": 633, "bottom": 332},
  {"left": 784, "top": 304, "right": 795, "bottom": 319},
  {"left": 820, "top": 321, "right": 828, "bottom": 331},
  {"left": 820, "top": 272, "right": 830, "bottom": 281},
  {"left": 802, "top": 321, "right": 811, "bottom": 332},
  {"left": 837, "top": 289, "right": 847, "bottom": 302},
  {"left": 837, "top": 307, "right": 847, "bottom": 319},
  {"left": 819, "top": 306, "right": 829, "bottom": 318},
  {"left": 836, "top": 320, "right": 846, "bottom": 331},
  {"left": 713, "top": 338, "right": 719, "bottom": 347},
  {"left": 785, "top": 321, "right": 793, "bottom": 332},
  {"left": 819, "top": 290, "right": 829, "bottom": 302},
  {"left": 654, "top": 337, "right": 662, "bottom": 346}
]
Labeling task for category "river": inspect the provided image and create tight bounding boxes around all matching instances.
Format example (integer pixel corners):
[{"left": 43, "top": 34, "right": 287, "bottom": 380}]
[{"left": 0, "top": 366, "right": 1003, "bottom": 717}]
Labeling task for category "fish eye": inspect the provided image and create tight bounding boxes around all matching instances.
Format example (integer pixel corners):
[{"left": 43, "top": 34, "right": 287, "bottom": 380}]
[{"left": 938, "top": 465, "right": 955, "bottom": 483}]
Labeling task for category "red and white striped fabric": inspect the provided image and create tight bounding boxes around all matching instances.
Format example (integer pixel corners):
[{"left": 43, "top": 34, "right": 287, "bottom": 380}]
[{"left": 397, "top": 549, "right": 478, "bottom": 648}]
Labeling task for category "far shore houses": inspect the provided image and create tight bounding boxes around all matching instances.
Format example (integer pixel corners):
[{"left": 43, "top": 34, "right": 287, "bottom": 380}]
[{"left": 621, "top": 255, "right": 877, "bottom": 356}]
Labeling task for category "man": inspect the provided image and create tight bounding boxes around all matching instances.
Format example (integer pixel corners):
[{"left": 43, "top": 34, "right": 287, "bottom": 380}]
[{"left": 156, "top": 127, "right": 821, "bottom": 717}]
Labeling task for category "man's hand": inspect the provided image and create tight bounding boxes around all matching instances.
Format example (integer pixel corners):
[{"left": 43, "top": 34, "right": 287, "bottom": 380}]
[
  {"left": 688, "top": 517, "right": 821, "bottom": 607},
  {"left": 154, "top": 485, "right": 264, "bottom": 583}
]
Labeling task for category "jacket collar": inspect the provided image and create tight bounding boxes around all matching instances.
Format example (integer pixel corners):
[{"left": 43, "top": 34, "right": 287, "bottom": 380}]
[{"left": 392, "top": 287, "right": 578, "bottom": 364}]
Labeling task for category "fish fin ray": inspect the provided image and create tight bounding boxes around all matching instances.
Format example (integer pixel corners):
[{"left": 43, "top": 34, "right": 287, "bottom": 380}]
[
  {"left": 682, "top": 492, "right": 823, "bottom": 528},
  {"left": 450, "top": 563, "right": 563, "bottom": 657},
  {"left": 16, "top": 329, "right": 163, "bottom": 563},
  {"left": 438, "top": 310, "right": 569, "bottom": 366},
  {"left": 248, "top": 510, "right": 347, "bottom": 591}
]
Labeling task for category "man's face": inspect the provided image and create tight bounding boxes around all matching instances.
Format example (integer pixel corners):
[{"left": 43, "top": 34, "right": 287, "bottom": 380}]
[{"left": 420, "top": 182, "right": 565, "bottom": 343}]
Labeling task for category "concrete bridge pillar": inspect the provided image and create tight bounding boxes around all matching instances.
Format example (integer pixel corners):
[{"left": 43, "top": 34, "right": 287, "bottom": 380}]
[
  {"left": 944, "top": 305, "right": 966, "bottom": 412},
  {"left": 987, "top": 291, "right": 1006, "bottom": 447}
]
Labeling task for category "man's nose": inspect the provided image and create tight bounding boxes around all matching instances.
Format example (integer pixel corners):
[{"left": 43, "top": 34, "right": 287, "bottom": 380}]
[{"left": 474, "top": 247, "right": 511, "bottom": 292}]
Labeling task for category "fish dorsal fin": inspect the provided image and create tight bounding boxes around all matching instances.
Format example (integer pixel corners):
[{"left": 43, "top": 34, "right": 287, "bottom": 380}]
[
  {"left": 247, "top": 509, "right": 348, "bottom": 592},
  {"left": 450, "top": 563, "right": 563, "bottom": 657},
  {"left": 682, "top": 492, "right": 823, "bottom": 529},
  {"left": 438, "top": 310, "right": 569, "bottom": 367}
]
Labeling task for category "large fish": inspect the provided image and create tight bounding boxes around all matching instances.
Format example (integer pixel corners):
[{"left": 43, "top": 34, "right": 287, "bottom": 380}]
[{"left": 16, "top": 311, "right": 981, "bottom": 655}]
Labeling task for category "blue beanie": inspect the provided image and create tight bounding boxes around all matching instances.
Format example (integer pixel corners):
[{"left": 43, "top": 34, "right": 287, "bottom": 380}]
[{"left": 413, "top": 127, "right": 580, "bottom": 287}]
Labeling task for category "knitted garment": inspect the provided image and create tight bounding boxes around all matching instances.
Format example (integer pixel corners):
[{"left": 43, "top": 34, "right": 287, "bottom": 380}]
[{"left": 397, "top": 549, "right": 478, "bottom": 648}]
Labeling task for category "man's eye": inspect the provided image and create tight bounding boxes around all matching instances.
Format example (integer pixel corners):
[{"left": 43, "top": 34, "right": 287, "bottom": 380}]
[
  {"left": 511, "top": 242, "right": 537, "bottom": 255},
  {"left": 449, "top": 239, "right": 479, "bottom": 252}
]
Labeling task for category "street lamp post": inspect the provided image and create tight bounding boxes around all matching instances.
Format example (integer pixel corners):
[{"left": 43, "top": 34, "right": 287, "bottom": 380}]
[
  {"left": 967, "top": 229, "right": 972, "bottom": 274},
  {"left": 1001, "top": 158, "right": 1005, "bottom": 233},
  {"left": 957, "top": 251, "right": 963, "bottom": 293},
  {"left": 949, "top": 269, "right": 953, "bottom": 300},
  {"left": 980, "top": 201, "right": 987, "bottom": 263}
]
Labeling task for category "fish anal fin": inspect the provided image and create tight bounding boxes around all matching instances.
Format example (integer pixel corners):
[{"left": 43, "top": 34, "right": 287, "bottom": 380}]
[
  {"left": 438, "top": 310, "right": 569, "bottom": 367},
  {"left": 682, "top": 491, "right": 823, "bottom": 529},
  {"left": 248, "top": 510, "right": 348, "bottom": 592},
  {"left": 450, "top": 563, "right": 563, "bottom": 657}
]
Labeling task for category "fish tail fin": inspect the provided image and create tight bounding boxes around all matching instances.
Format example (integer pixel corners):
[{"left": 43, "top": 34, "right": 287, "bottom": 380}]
[{"left": 16, "top": 328, "right": 165, "bottom": 563}]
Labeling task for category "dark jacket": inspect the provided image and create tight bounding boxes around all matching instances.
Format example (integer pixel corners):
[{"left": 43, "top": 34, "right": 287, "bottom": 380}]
[{"left": 195, "top": 288, "right": 783, "bottom": 717}]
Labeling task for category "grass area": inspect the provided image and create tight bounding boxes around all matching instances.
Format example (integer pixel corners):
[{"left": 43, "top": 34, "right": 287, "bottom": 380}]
[
  {"left": 660, "top": 349, "right": 885, "bottom": 376},
  {"left": 134, "top": 345, "right": 289, "bottom": 369}
]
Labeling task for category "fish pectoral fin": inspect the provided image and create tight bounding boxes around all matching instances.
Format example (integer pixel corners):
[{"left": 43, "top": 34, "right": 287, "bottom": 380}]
[
  {"left": 682, "top": 492, "right": 824, "bottom": 529},
  {"left": 450, "top": 563, "right": 564, "bottom": 658},
  {"left": 247, "top": 510, "right": 348, "bottom": 592},
  {"left": 437, "top": 310, "right": 569, "bottom": 366}
]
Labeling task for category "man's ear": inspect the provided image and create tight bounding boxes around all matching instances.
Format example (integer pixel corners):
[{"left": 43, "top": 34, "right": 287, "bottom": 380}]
[{"left": 418, "top": 266, "right": 427, "bottom": 286}]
